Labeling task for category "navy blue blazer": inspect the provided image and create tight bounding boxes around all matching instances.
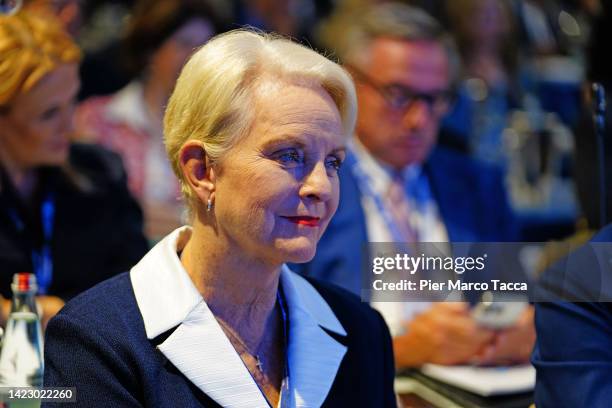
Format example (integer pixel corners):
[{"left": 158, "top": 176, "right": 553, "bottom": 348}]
[
  {"left": 43, "top": 272, "right": 396, "bottom": 408},
  {"left": 293, "top": 146, "right": 517, "bottom": 295},
  {"left": 533, "top": 225, "right": 612, "bottom": 408}
]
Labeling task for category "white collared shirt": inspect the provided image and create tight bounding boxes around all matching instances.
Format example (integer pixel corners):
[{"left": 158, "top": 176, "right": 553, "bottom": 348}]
[
  {"left": 349, "top": 140, "right": 449, "bottom": 334},
  {"left": 350, "top": 140, "right": 448, "bottom": 243},
  {"left": 129, "top": 227, "right": 348, "bottom": 408}
]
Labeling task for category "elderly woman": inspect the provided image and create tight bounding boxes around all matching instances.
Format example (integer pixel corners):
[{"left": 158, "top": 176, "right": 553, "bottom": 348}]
[
  {"left": 0, "top": 12, "right": 148, "bottom": 322},
  {"left": 44, "top": 30, "right": 396, "bottom": 407}
]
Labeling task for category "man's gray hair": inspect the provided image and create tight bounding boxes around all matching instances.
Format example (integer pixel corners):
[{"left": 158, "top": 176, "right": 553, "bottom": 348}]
[{"left": 318, "top": 2, "right": 459, "bottom": 81}]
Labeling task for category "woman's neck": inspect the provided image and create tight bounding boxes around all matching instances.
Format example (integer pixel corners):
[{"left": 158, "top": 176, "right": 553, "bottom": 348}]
[
  {"left": 0, "top": 154, "right": 38, "bottom": 200},
  {"left": 12, "top": 170, "right": 37, "bottom": 199},
  {"left": 180, "top": 222, "right": 281, "bottom": 348}
]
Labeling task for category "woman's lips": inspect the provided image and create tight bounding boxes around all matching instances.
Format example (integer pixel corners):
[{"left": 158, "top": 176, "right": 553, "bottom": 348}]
[{"left": 283, "top": 216, "right": 321, "bottom": 227}]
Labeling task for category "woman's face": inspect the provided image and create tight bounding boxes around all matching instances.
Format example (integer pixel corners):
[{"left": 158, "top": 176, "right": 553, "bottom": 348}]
[
  {"left": 213, "top": 82, "right": 346, "bottom": 266},
  {"left": 0, "top": 63, "right": 80, "bottom": 171}
]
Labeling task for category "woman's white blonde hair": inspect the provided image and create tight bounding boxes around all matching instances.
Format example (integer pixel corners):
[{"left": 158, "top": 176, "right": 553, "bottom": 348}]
[{"left": 164, "top": 28, "right": 357, "bottom": 201}]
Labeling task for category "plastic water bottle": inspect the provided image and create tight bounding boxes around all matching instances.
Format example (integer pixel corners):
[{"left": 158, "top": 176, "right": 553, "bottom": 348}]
[{"left": 0, "top": 273, "right": 44, "bottom": 407}]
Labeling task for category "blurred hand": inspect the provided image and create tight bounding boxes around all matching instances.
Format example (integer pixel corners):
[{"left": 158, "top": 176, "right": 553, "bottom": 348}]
[
  {"left": 393, "top": 303, "right": 495, "bottom": 368},
  {"left": 475, "top": 306, "right": 536, "bottom": 366}
]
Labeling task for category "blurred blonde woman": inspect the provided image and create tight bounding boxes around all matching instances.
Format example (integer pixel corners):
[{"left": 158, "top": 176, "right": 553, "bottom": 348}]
[{"left": 0, "top": 11, "right": 148, "bottom": 325}]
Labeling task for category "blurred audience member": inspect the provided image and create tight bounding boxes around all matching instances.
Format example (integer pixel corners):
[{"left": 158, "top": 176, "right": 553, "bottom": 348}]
[
  {"left": 21, "top": 0, "right": 131, "bottom": 100},
  {"left": 512, "top": 0, "right": 586, "bottom": 126},
  {"left": 513, "top": 0, "right": 576, "bottom": 57},
  {"left": 574, "top": 0, "right": 612, "bottom": 230},
  {"left": 533, "top": 225, "right": 612, "bottom": 406},
  {"left": 297, "top": 3, "right": 532, "bottom": 368},
  {"left": 403, "top": 0, "right": 450, "bottom": 26},
  {"left": 232, "top": 0, "right": 319, "bottom": 41},
  {"left": 0, "top": 11, "right": 148, "bottom": 323},
  {"left": 75, "top": 0, "right": 220, "bottom": 240},
  {"left": 77, "top": 1, "right": 134, "bottom": 100},
  {"left": 443, "top": 0, "right": 521, "bottom": 166},
  {"left": 443, "top": 0, "right": 580, "bottom": 241},
  {"left": 533, "top": 6, "right": 612, "bottom": 403}
]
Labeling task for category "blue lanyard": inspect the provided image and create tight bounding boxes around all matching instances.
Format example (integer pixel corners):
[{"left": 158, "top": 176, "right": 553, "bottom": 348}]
[
  {"left": 346, "top": 151, "right": 412, "bottom": 243},
  {"left": 7, "top": 192, "right": 55, "bottom": 295},
  {"left": 32, "top": 193, "right": 55, "bottom": 295}
]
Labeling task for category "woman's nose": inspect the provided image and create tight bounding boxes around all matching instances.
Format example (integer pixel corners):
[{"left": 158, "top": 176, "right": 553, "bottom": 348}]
[{"left": 299, "top": 162, "right": 333, "bottom": 202}]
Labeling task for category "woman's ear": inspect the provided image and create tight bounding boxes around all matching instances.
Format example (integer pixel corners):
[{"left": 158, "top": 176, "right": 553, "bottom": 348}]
[{"left": 179, "top": 141, "right": 215, "bottom": 203}]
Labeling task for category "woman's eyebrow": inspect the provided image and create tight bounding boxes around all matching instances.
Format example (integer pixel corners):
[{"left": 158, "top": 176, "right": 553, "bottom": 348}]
[
  {"left": 260, "top": 136, "right": 308, "bottom": 151},
  {"left": 260, "top": 136, "right": 346, "bottom": 156}
]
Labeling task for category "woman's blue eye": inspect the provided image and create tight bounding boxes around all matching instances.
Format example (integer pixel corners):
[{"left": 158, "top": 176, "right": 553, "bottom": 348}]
[
  {"left": 276, "top": 149, "right": 303, "bottom": 167},
  {"left": 326, "top": 156, "right": 343, "bottom": 172}
]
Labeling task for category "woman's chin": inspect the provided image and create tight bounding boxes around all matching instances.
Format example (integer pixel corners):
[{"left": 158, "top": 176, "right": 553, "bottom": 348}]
[{"left": 276, "top": 237, "right": 318, "bottom": 264}]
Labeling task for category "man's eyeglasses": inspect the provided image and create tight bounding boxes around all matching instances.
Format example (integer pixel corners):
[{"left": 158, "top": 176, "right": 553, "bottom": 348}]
[{"left": 346, "top": 64, "right": 455, "bottom": 117}]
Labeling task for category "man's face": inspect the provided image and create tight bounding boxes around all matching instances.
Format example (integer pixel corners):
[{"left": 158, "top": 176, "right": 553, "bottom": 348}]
[{"left": 352, "top": 38, "right": 451, "bottom": 169}]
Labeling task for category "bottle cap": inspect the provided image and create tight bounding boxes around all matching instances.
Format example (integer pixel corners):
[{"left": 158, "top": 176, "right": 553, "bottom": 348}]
[{"left": 11, "top": 273, "right": 37, "bottom": 293}]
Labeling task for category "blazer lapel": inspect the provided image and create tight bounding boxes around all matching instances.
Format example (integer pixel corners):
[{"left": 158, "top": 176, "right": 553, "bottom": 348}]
[
  {"left": 287, "top": 311, "right": 347, "bottom": 407},
  {"left": 157, "top": 301, "right": 269, "bottom": 408},
  {"left": 281, "top": 268, "right": 348, "bottom": 407},
  {"left": 157, "top": 270, "right": 350, "bottom": 408}
]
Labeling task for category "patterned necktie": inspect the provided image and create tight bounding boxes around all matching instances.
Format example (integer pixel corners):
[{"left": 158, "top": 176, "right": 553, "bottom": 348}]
[{"left": 385, "top": 172, "right": 418, "bottom": 243}]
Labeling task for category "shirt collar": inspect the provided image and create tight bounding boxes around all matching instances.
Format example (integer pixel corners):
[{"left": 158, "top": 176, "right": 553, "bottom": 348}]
[
  {"left": 130, "top": 227, "right": 201, "bottom": 339},
  {"left": 350, "top": 138, "right": 422, "bottom": 194},
  {"left": 130, "top": 227, "right": 346, "bottom": 339},
  {"left": 130, "top": 227, "right": 348, "bottom": 407}
]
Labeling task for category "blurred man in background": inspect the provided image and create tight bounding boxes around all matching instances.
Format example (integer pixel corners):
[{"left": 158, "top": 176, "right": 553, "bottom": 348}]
[{"left": 295, "top": 3, "right": 534, "bottom": 367}]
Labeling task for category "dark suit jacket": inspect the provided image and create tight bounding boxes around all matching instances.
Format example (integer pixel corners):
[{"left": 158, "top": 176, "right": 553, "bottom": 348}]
[
  {"left": 43, "top": 272, "right": 397, "bottom": 407},
  {"left": 293, "top": 146, "right": 517, "bottom": 295},
  {"left": 533, "top": 225, "right": 612, "bottom": 408},
  {"left": 0, "top": 144, "right": 148, "bottom": 300}
]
